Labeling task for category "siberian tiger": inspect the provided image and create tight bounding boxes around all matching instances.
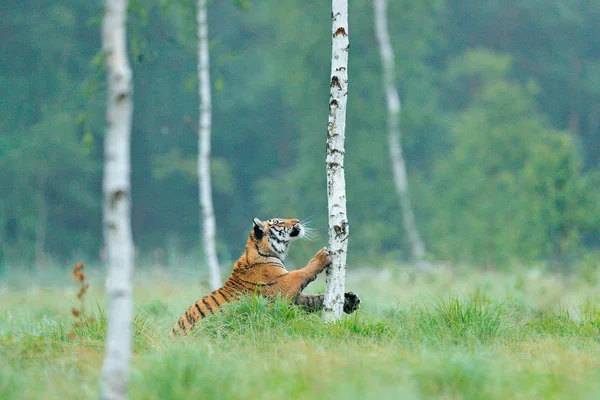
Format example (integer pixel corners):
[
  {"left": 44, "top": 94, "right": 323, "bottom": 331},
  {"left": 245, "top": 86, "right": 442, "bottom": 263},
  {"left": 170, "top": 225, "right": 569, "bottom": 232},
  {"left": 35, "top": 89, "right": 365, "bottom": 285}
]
[{"left": 170, "top": 217, "right": 361, "bottom": 336}]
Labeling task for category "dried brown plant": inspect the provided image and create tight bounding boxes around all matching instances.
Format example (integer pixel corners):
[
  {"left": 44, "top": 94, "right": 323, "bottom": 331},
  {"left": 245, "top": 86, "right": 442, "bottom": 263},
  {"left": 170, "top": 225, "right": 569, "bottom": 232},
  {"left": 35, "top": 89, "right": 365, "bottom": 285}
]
[{"left": 68, "top": 262, "right": 94, "bottom": 339}]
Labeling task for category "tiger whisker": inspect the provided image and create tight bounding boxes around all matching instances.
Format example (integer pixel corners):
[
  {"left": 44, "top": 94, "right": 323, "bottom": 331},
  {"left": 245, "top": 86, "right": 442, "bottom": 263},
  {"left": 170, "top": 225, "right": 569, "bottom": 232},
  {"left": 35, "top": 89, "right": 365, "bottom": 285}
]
[
  {"left": 301, "top": 226, "right": 319, "bottom": 242},
  {"left": 300, "top": 216, "right": 315, "bottom": 227}
]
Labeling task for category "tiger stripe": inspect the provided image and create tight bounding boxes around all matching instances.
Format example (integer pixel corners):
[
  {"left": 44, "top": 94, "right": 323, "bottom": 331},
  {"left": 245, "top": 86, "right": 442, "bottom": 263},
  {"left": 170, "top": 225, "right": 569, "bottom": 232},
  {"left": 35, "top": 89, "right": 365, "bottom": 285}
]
[
  {"left": 185, "top": 311, "right": 194, "bottom": 325},
  {"left": 207, "top": 295, "right": 219, "bottom": 309},
  {"left": 194, "top": 303, "right": 206, "bottom": 318},
  {"left": 219, "top": 289, "right": 231, "bottom": 302},
  {"left": 227, "top": 278, "right": 246, "bottom": 293},
  {"left": 201, "top": 298, "right": 213, "bottom": 314},
  {"left": 210, "top": 294, "right": 222, "bottom": 307}
]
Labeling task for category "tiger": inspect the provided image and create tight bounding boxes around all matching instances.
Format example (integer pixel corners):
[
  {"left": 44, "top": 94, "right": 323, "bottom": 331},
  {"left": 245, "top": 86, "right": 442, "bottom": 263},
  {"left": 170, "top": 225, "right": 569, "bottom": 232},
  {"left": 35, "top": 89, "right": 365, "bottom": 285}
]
[{"left": 170, "top": 217, "right": 361, "bottom": 336}]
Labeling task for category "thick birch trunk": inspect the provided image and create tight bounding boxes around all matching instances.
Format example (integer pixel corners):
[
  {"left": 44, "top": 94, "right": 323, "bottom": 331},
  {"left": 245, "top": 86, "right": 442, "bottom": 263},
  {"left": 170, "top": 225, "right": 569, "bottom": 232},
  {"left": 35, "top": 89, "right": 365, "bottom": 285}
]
[
  {"left": 197, "top": 0, "right": 221, "bottom": 290},
  {"left": 323, "top": 0, "right": 350, "bottom": 322},
  {"left": 373, "top": 0, "right": 425, "bottom": 263},
  {"left": 100, "top": 0, "right": 134, "bottom": 399}
]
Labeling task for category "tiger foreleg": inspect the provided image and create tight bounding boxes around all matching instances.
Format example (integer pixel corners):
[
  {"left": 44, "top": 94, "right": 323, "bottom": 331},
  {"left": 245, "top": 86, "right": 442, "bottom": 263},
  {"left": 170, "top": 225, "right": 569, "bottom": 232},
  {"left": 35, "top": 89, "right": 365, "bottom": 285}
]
[
  {"left": 275, "top": 247, "right": 331, "bottom": 295},
  {"left": 292, "top": 293, "right": 324, "bottom": 312},
  {"left": 292, "top": 292, "right": 361, "bottom": 314},
  {"left": 300, "top": 247, "right": 331, "bottom": 280}
]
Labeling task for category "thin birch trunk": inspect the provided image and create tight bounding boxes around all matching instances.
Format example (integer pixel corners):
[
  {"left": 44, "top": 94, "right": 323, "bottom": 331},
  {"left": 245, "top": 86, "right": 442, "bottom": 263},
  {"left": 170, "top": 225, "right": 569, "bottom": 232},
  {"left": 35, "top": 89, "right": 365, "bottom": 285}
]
[
  {"left": 35, "top": 177, "right": 47, "bottom": 269},
  {"left": 373, "top": 0, "right": 425, "bottom": 263},
  {"left": 323, "top": 0, "right": 350, "bottom": 322},
  {"left": 100, "top": 0, "right": 134, "bottom": 398},
  {"left": 197, "top": 0, "right": 221, "bottom": 290}
]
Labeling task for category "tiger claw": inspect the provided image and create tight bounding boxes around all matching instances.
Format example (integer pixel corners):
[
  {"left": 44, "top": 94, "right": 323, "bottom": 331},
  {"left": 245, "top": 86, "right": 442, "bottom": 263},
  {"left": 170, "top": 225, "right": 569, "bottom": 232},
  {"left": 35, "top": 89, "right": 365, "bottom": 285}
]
[{"left": 316, "top": 247, "right": 332, "bottom": 266}]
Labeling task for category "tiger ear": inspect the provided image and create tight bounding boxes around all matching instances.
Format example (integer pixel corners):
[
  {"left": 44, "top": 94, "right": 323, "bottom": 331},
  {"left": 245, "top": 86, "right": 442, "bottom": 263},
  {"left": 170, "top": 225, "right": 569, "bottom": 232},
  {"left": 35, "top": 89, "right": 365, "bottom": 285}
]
[{"left": 253, "top": 217, "right": 265, "bottom": 239}]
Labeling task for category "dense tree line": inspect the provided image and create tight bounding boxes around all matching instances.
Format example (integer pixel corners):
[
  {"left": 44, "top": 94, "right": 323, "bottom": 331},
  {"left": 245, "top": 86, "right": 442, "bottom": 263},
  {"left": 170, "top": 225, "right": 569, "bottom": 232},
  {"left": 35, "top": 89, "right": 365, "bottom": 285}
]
[{"left": 1, "top": 0, "right": 599, "bottom": 268}]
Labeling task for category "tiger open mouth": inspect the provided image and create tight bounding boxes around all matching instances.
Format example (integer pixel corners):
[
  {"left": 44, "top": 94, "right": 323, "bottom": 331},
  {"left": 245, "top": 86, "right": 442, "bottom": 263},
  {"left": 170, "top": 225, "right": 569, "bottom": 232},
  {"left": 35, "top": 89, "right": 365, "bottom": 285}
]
[{"left": 290, "top": 226, "right": 301, "bottom": 237}]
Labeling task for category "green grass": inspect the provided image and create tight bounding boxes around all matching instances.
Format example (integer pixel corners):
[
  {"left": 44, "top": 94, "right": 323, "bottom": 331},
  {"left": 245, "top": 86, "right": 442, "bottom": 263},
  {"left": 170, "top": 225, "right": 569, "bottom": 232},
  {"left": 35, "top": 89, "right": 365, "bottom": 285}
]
[{"left": 1, "top": 264, "right": 600, "bottom": 399}]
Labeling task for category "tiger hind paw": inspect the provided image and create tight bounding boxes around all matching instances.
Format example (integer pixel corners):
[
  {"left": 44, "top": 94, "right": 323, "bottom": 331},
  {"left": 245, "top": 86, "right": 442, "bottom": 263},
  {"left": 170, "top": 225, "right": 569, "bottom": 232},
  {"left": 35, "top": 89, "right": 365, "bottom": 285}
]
[{"left": 343, "top": 292, "right": 361, "bottom": 314}]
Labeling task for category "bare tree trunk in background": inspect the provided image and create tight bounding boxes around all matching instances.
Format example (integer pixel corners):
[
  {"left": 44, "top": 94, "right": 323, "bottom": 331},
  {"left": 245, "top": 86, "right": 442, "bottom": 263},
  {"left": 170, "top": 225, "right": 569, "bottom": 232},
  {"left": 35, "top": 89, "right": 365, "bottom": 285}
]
[
  {"left": 197, "top": 0, "right": 222, "bottom": 290},
  {"left": 35, "top": 177, "right": 47, "bottom": 269},
  {"left": 100, "top": 0, "right": 134, "bottom": 398},
  {"left": 323, "top": 0, "right": 350, "bottom": 323},
  {"left": 373, "top": 0, "right": 426, "bottom": 264}
]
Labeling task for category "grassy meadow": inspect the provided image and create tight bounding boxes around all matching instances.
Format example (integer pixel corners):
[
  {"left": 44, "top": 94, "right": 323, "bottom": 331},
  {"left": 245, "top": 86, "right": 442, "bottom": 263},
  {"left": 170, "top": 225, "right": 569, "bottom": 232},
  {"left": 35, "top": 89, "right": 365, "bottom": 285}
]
[{"left": 1, "top": 262, "right": 600, "bottom": 399}]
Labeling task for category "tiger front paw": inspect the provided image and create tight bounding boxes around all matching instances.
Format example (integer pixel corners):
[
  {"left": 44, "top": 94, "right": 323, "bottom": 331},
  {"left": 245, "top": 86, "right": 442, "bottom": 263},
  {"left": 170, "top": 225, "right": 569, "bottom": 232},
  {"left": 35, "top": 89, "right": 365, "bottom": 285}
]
[
  {"left": 343, "top": 292, "right": 361, "bottom": 314},
  {"left": 314, "top": 247, "right": 332, "bottom": 268}
]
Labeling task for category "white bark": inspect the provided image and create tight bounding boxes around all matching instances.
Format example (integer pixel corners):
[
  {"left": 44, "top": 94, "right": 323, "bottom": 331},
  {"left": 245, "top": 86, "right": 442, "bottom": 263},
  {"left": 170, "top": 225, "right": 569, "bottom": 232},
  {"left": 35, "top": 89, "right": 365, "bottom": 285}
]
[
  {"left": 197, "top": 0, "right": 222, "bottom": 290},
  {"left": 100, "top": 0, "right": 134, "bottom": 399},
  {"left": 373, "top": 0, "right": 425, "bottom": 263},
  {"left": 323, "top": 0, "right": 350, "bottom": 322}
]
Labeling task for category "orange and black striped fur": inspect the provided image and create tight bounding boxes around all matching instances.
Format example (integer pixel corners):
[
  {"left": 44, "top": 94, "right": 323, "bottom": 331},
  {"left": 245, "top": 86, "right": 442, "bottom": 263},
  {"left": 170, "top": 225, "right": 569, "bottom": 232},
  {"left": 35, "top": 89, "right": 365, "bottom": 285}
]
[{"left": 170, "top": 217, "right": 361, "bottom": 336}]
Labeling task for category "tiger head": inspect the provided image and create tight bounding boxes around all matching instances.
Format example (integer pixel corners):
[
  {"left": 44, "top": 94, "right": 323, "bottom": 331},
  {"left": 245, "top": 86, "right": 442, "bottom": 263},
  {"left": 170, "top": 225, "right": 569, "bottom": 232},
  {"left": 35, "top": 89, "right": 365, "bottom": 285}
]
[{"left": 251, "top": 217, "right": 304, "bottom": 261}]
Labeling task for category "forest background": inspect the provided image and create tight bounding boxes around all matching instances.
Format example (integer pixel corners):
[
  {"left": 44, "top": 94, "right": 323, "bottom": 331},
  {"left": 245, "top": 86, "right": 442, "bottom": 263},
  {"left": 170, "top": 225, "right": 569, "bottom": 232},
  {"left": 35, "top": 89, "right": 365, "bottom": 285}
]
[{"left": 2, "top": 0, "right": 600, "bottom": 272}]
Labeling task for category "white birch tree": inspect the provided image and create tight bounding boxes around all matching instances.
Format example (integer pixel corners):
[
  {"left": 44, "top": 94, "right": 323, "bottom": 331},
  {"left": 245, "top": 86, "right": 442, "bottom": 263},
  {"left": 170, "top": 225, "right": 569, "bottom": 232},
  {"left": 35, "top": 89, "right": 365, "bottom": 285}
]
[
  {"left": 100, "top": 0, "right": 135, "bottom": 398},
  {"left": 323, "top": 0, "right": 350, "bottom": 322},
  {"left": 373, "top": 0, "right": 426, "bottom": 263},
  {"left": 197, "top": 0, "right": 222, "bottom": 290}
]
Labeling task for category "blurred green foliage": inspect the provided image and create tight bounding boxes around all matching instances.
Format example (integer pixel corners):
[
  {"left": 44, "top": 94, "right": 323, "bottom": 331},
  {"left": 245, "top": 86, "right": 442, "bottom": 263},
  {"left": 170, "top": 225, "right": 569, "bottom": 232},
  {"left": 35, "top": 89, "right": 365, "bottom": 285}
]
[
  {"left": 1, "top": 0, "right": 599, "bottom": 268},
  {"left": 426, "top": 49, "right": 600, "bottom": 266}
]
